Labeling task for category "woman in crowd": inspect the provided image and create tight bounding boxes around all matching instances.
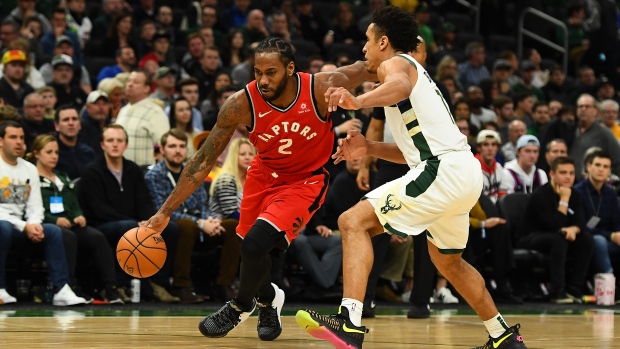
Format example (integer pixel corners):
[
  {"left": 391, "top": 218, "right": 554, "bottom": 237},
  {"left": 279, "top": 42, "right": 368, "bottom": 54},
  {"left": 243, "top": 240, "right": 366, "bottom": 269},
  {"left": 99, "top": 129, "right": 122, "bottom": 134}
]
[
  {"left": 101, "top": 12, "right": 136, "bottom": 58},
  {"left": 97, "top": 78, "right": 125, "bottom": 121},
  {"left": 168, "top": 97, "right": 201, "bottom": 157},
  {"left": 201, "top": 71, "right": 232, "bottom": 118},
  {"left": 220, "top": 29, "right": 246, "bottom": 69},
  {"left": 29, "top": 135, "right": 125, "bottom": 304}
]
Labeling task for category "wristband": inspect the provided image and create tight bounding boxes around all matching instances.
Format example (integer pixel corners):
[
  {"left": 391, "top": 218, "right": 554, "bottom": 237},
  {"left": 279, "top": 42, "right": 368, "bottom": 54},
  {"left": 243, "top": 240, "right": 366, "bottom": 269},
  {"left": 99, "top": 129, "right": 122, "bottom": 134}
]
[
  {"left": 334, "top": 126, "right": 340, "bottom": 135},
  {"left": 480, "top": 220, "right": 486, "bottom": 239},
  {"left": 559, "top": 201, "right": 569, "bottom": 207}
]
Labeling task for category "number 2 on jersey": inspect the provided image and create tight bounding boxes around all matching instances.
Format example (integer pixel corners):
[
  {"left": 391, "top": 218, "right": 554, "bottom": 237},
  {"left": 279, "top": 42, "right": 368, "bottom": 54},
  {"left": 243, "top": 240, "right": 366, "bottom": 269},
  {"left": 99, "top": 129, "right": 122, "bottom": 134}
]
[{"left": 278, "top": 139, "right": 293, "bottom": 154}]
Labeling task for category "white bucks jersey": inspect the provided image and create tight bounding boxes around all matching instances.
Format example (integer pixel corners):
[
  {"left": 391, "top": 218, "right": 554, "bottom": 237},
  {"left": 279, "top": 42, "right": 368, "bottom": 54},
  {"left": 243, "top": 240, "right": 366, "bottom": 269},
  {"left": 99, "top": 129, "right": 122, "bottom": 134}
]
[{"left": 384, "top": 54, "right": 469, "bottom": 168}]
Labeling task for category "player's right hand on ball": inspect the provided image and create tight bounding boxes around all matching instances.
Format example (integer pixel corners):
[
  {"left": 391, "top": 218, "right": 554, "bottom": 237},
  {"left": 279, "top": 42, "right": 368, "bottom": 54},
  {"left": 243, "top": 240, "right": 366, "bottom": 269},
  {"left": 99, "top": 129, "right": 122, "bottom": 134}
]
[{"left": 146, "top": 213, "right": 170, "bottom": 234}]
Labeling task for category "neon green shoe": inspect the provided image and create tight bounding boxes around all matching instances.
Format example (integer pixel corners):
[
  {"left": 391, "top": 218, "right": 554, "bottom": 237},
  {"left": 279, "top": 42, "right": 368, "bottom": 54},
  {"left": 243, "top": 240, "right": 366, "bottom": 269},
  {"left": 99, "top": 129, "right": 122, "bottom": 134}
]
[{"left": 296, "top": 306, "right": 368, "bottom": 349}]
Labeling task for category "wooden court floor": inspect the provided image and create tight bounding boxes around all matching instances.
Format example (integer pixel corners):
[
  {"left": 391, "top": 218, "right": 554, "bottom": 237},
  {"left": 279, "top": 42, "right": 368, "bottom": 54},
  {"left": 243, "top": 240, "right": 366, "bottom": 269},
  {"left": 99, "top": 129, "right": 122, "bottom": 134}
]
[{"left": 1, "top": 310, "right": 619, "bottom": 348}]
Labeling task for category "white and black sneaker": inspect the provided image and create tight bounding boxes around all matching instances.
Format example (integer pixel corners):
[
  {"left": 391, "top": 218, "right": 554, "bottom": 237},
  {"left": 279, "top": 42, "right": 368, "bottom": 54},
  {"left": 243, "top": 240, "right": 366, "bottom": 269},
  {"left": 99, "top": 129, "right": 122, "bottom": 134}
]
[
  {"left": 257, "top": 283, "right": 285, "bottom": 341},
  {"left": 198, "top": 298, "right": 256, "bottom": 338},
  {"left": 52, "top": 284, "right": 87, "bottom": 306}
]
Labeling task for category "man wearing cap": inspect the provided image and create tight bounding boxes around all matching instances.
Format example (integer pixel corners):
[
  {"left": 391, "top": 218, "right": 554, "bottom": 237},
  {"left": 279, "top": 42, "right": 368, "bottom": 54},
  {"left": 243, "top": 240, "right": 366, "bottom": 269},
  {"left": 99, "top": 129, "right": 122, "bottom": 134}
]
[
  {"left": 97, "top": 47, "right": 136, "bottom": 84},
  {"left": 151, "top": 31, "right": 179, "bottom": 73},
  {"left": 150, "top": 67, "right": 177, "bottom": 109},
  {"left": 570, "top": 94, "right": 620, "bottom": 176},
  {"left": 80, "top": 90, "right": 111, "bottom": 157},
  {"left": 437, "top": 21, "right": 456, "bottom": 52},
  {"left": 40, "top": 9, "right": 83, "bottom": 66},
  {"left": 54, "top": 105, "right": 96, "bottom": 179},
  {"left": 596, "top": 76, "right": 620, "bottom": 104},
  {"left": 503, "top": 134, "right": 549, "bottom": 194},
  {"left": 39, "top": 35, "right": 92, "bottom": 95},
  {"left": 414, "top": 2, "right": 437, "bottom": 53},
  {"left": 458, "top": 41, "right": 491, "bottom": 88},
  {"left": 49, "top": 54, "right": 88, "bottom": 110},
  {"left": 510, "top": 60, "right": 545, "bottom": 102},
  {"left": 492, "top": 59, "right": 512, "bottom": 96},
  {"left": 475, "top": 130, "right": 511, "bottom": 203},
  {"left": 0, "top": 50, "right": 34, "bottom": 110}
]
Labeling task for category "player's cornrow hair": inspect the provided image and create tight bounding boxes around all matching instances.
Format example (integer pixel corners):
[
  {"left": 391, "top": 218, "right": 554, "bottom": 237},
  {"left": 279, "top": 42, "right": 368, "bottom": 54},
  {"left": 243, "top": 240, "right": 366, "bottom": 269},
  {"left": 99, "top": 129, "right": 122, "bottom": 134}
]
[{"left": 255, "top": 37, "right": 300, "bottom": 72}]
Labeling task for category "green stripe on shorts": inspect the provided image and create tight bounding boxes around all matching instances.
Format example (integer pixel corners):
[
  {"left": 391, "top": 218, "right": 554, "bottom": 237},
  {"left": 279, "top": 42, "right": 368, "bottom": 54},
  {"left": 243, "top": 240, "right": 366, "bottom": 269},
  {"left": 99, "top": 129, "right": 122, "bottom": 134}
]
[
  {"left": 438, "top": 248, "right": 464, "bottom": 255},
  {"left": 384, "top": 223, "right": 407, "bottom": 238},
  {"left": 405, "top": 159, "right": 439, "bottom": 198}
]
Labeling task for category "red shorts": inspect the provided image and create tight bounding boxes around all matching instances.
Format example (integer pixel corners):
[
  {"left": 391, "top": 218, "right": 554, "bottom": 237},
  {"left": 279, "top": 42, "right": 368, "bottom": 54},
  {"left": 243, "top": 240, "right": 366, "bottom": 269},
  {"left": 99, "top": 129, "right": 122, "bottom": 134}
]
[{"left": 237, "top": 162, "right": 329, "bottom": 244}]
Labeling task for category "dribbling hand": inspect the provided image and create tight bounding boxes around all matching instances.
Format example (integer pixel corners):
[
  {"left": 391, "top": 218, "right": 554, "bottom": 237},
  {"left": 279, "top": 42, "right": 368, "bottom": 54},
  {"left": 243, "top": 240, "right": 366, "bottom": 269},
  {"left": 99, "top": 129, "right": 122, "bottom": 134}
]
[
  {"left": 146, "top": 213, "right": 170, "bottom": 234},
  {"left": 332, "top": 130, "right": 367, "bottom": 164}
]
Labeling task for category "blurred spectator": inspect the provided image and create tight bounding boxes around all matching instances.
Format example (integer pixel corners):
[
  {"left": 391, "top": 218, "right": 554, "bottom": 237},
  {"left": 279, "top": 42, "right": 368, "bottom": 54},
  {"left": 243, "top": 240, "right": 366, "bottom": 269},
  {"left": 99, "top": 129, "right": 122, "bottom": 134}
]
[
  {"left": 499, "top": 50, "right": 522, "bottom": 87},
  {"left": 513, "top": 93, "right": 534, "bottom": 128},
  {"left": 479, "top": 79, "right": 499, "bottom": 110},
  {"left": 296, "top": 0, "right": 330, "bottom": 53},
  {"left": 548, "top": 100, "right": 563, "bottom": 119},
  {"left": 40, "top": 9, "right": 83, "bottom": 67},
  {"left": 504, "top": 135, "right": 548, "bottom": 194},
  {"left": 517, "top": 156, "right": 594, "bottom": 303},
  {"left": 454, "top": 99, "right": 477, "bottom": 146},
  {"left": 414, "top": 2, "right": 437, "bottom": 53},
  {"left": 197, "top": 6, "right": 224, "bottom": 48},
  {"left": 541, "top": 65, "right": 573, "bottom": 106},
  {"left": 574, "top": 150, "right": 620, "bottom": 275},
  {"left": 201, "top": 71, "right": 232, "bottom": 118},
  {"left": 221, "top": 29, "right": 246, "bottom": 68},
  {"left": 137, "top": 53, "right": 160, "bottom": 87},
  {"left": 269, "top": 10, "right": 292, "bottom": 43},
  {"left": 440, "top": 76, "right": 461, "bottom": 103},
  {"left": 492, "top": 95, "right": 514, "bottom": 142},
  {"left": 133, "top": 0, "right": 159, "bottom": 27},
  {"left": 523, "top": 48, "right": 548, "bottom": 88},
  {"left": 0, "top": 105, "right": 22, "bottom": 124},
  {"left": 500, "top": 120, "right": 526, "bottom": 162},
  {"left": 189, "top": 46, "right": 220, "bottom": 102},
  {"left": 570, "top": 94, "right": 620, "bottom": 176},
  {"left": 221, "top": 0, "right": 252, "bottom": 31},
  {"left": 53, "top": 105, "right": 95, "bottom": 180},
  {"left": 476, "top": 130, "right": 510, "bottom": 203},
  {"left": 231, "top": 44, "right": 255, "bottom": 86},
  {"left": 21, "top": 92, "right": 54, "bottom": 150},
  {"left": 240, "top": 10, "right": 269, "bottom": 49},
  {"left": 79, "top": 90, "right": 111, "bottom": 157},
  {"left": 599, "top": 99, "right": 620, "bottom": 141},
  {"left": 40, "top": 36, "right": 92, "bottom": 94},
  {"left": 77, "top": 124, "right": 180, "bottom": 302},
  {"left": 436, "top": 56, "right": 459, "bottom": 82},
  {"left": 149, "top": 67, "right": 176, "bottom": 109},
  {"left": 559, "top": 1, "right": 589, "bottom": 70},
  {"left": 528, "top": 102, "right": 551, "bottom": 137},
  {"left": 491, "top": 59, "right": 512, "bottom": 96},
  {"left": 155, "top": 6, "right": 176, "bottom": 44},
  {"left": 97, "top": 46, "right": 136, "bottom": 84},
  {"left": 101, "top": 13, "right": 136, "bottom": 59},
  {"left": 116, "top": 70, "right": 170, "bottom": 166},
  {"left": 458, "top": 41, "right": 491, "bottom": 88},
  {"left": 0, "top": 50, "right": 34, "bottom": 110},
  {"left": 0, "top": 19, "right": 20, "bottom": 54},
  {"left": 19, "top": 16, "right": 44, "bottom": 42},
  {"left": 97, "top": 77, "right": 125, "bottom": 120},
  {"left": 596, "top": 76, "right": 620, "bottom": 104},
  {"left": 511, "top": 60, "right": 544, "bottom": 102},
  {"left": 136, "top": 19, "right": 156, "bottom": 59},
  {"left": 466, "top": 86, "right": 495, "bottom": 129},
  {"left": 180, "top": 33, "right": 205, "bottom": 78},
  {"left": 0, "top": 121, "right": 86, "bottom": 306},
  {"left": 167, "top": 98, "right": 200, "bottom": 157},
  {"left": 49, "top": 54, "right": 88, "bottom": 110},
  {"left": 582, "top": 0, "right": 620, "bottom": 90},
  {"left": 150, "top": 31, "right": 179, "bottom": 73},
  {"left": 437, "top": 21, "right": 456, "bottom": 52},
  {"left": 145, "top": 129, "right": 235, "bottom": 303},
  {"left": 31, "top": 134, "right": 123, "bottom": 304},
  {"left": 7, "top": 0, "right": 52, "bottom": 33},
  {"left": 170, "top": 77, "right": 204, "bottom": 131},
  {"left": 198, "top": 26, "right": 216, "bottom": 48},
  {"left": 203, "top": 85, "right": 237, "bottom": 132},
  {"left": 571, "top": 66, "right": 597, "bottom": 102},
  {"left": 65, "top": 0, "right": 92, "bottom": 49},
  {"left": 540, "top": 139, "right": 569, "bottom": 176},
  {"left": 0, "top": 41, "right": 43, "bottom": 89},
  {"left": 92, "top": 0, "right": 124, "bottom": 40},
  {"left": 326, "top": 2, "right": 365, "bottom": 48}
]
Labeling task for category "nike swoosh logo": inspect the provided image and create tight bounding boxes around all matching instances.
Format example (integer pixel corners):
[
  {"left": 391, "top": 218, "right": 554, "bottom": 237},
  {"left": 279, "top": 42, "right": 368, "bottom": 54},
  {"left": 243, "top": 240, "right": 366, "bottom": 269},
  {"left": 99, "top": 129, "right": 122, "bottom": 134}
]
[
  {"left": 258, "top": 110, "right": 272, "bottom": 118},
  {"left": 304, "top": 181, "right": 318, "bottom": 185},
  {"left": 493, "top": 333, "right": 512, "bottom": 348},
  {"left": 342, "top": 324, "right": 364, "bottom": 334}
]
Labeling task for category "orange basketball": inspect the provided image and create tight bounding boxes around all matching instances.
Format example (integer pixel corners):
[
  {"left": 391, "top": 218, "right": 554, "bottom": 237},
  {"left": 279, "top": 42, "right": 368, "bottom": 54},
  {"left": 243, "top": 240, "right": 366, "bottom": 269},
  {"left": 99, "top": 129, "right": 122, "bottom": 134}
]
[{"left": 116, "top": 226, "right": 167, "bottom": 278}]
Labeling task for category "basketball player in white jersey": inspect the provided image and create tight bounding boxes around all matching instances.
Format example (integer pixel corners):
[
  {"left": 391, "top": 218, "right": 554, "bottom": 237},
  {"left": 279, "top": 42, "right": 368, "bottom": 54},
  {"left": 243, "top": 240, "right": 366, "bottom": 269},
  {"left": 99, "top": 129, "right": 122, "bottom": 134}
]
[{"left": 296, "top": 6, "right": 527, "bottom": 349}]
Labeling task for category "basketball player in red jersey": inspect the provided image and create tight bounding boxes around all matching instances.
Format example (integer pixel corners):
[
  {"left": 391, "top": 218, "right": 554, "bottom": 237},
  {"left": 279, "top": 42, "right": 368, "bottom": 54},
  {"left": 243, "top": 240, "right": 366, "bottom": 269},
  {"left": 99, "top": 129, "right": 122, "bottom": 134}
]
[{"left": 146, "top": 37, "right": 374, "bottom": 340}]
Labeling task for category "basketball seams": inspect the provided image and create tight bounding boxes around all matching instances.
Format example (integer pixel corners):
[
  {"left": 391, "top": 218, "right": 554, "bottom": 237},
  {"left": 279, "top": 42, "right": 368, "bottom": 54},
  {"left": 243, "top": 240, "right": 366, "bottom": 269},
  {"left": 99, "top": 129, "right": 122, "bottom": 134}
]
[{"left": 117, "top": 227, "right": 167, "bottom": 279}]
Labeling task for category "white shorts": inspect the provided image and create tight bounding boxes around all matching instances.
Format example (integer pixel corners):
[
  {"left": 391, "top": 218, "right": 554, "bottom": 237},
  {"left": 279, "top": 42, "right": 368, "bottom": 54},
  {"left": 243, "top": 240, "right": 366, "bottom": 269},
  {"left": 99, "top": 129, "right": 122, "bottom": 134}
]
[{"left": 364, "top": 151, "right": 483, "bottom": 254}]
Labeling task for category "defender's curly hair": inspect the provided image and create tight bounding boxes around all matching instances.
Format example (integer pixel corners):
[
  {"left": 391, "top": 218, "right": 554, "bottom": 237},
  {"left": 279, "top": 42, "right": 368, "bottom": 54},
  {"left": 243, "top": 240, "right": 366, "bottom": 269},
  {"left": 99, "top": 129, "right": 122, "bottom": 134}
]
[
  {"left": 371, "top": 6, "right": 420, "bottom": 53},
  {"left": 255, "top": 37, "right": 299, "bottom": 71}
]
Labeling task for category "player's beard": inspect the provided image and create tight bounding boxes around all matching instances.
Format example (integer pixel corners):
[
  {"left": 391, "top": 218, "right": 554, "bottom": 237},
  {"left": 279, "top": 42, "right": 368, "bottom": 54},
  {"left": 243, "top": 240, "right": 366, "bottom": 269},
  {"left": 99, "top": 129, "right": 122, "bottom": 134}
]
[{"left": 262, "top": 75, "right": 289, "bottom": 102}]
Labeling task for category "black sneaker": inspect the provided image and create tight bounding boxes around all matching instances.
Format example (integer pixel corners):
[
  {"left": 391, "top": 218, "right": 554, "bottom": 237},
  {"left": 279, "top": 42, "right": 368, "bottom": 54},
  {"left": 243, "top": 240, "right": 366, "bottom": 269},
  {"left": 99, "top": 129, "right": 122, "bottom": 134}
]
[
  {"left": 296, "top": 306, "right": 368, "bottom": 349},
  {"left": 407, "top": 304, "right": 430, "bottom": 319},
  {"left": 474, "top": 323, "right": 527, "bottom": 349},
  {"left": 198, "top": 298, "right": 256, "bottom": 338},
  {"left": 257, "top": 283, "right": 285, "bottom": 341},
  {"left": 106, "top": 286, "right": 125, "bottom": 305}
]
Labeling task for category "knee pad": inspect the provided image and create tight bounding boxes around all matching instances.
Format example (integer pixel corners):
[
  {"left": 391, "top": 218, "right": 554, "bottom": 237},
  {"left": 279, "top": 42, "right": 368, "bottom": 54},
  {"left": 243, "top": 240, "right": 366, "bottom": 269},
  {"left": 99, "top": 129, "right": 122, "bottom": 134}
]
[{"left": 241, "top": 220, "right": 285, "bottom": 262}]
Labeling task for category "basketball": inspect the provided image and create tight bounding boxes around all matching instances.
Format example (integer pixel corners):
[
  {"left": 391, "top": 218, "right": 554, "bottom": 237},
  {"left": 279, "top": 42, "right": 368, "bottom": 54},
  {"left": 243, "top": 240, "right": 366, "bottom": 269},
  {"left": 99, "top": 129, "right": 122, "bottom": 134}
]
[{"left": 116, "top": 226, "right": 167, "bottom": 278}]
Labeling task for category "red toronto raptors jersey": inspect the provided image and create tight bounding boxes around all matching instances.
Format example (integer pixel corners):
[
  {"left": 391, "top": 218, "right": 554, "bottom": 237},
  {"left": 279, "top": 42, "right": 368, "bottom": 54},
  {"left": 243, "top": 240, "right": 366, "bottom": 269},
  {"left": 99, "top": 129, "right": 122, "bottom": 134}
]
[{"left": 245, "top": 72, "right": 333, "bottom": 175}]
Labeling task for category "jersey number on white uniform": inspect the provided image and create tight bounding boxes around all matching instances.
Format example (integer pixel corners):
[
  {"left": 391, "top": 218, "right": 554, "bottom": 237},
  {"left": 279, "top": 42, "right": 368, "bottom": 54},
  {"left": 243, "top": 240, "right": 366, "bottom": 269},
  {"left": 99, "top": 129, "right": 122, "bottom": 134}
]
[{"left": 423, "top": 71, "right": 455, "bottom": 124}]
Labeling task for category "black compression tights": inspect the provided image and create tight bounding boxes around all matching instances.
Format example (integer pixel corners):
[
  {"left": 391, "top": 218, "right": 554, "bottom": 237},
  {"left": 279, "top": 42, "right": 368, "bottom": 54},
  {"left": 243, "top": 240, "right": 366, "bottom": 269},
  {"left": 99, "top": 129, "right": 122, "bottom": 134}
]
[{"left": 234, "top": 220, "right": 286, "bottom": 311}]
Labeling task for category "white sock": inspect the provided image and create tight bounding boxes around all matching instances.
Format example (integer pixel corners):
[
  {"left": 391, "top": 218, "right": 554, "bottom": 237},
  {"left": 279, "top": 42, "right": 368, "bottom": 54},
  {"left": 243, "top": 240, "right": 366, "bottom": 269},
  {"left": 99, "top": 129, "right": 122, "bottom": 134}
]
[
  {"left": 484, "top": 313, "right": 510, "bottom": 339},
  {"left": 340, "top": 298, "right": 363, "bottom": 327}
]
